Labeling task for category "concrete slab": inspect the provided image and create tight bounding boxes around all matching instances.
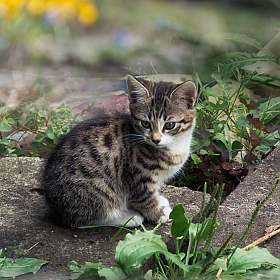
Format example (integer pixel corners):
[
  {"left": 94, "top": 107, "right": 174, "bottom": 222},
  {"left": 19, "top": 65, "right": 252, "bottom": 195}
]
[
  {"left": 0, "top": 157, "right": 211, "bottom": 279},
  {"left": 212, "top": 145, "right": 280, "bottom": 258}
]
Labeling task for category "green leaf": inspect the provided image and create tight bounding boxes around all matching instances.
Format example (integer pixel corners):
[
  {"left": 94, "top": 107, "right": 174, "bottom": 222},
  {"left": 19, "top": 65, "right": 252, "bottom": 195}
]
[
  {"left": 31, "top": 141, "right": 40, "bottom": 151},
  {"left": 35, "top": 134, "right": 44, "bottom": 142},
  {"left": 211, "top": 52, "right": 278, "bottom": 76},
  {"left": 170, "top": 204, "right": 189, "bottom": 238},
  {"left": 68, "top": 261, "right": 104, "bottom": 280},
  {"left": 0, "top": 121, "right": 12, "bottom": 132},
  {"left": 115, "top": 230, "right": 168, "bottom": 271},
  {"left": 236, "top": 116, "right": 251, "bottom": 128},
  {"left": 208, "top": 33, "right": 273, "bottom": 55},
  {"left": 38, "top": 110, "right": 46, "bottom": 118},
  {"left": 200, "top": 149, "right": 208, "bottom": 155},
  {"left": 232, "top": 140, "right": 243, "bottom": 151},
  {"left": 191, "top": 153, "right": 202, "bottom": 165},
  {"left": 226, "top": 247, "right": 280, "bottom": 275},
  {"left": 257, "top": 96, "right": 280, "bottom": 124},
  {"left": 0, "top": 258, "right": 48, "bottom": 279},
  {"left": 213, "top": 133, "right": 229, "bottom": 150},
  {"left": 6, "top": 118, "right": 15, "bottom": 125},
  {"left": 0, "top": 143, "right": 7, "bottom": 154},
  {"left": 98, "top": 265, "right": 127, "bottom": 280},
  {"left": 204, "top": 87, "right": 220, "bottom": 97},
  {"left": 1, "top": 137, "right": 9, "bottom": 145},
  {"left": 45, "top": 127, "right": 55, "bottom": 140}
]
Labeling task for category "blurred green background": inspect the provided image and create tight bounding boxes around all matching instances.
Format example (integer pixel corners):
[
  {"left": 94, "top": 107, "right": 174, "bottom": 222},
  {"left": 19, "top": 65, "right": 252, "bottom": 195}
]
[{"left": 0, "top": 0, "right": 279, "bottom": 79}]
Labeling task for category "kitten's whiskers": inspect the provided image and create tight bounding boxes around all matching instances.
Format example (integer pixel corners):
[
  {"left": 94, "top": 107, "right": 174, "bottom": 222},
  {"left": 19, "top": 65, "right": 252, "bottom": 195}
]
[{"left": 122, "top": 134, "right": 147, "bottom": 146}]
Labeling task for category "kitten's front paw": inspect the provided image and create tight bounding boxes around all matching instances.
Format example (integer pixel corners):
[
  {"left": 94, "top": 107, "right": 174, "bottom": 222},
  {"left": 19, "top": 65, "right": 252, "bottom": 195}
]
[
  {"left": 159, "top": 195, "right": 170, "bottom": 207},
  {"left": 158, "top": 206, "right": 172, "bottom": 224},
  {"left": 125, "top": 212, "right": 144, "bottom": 227}
]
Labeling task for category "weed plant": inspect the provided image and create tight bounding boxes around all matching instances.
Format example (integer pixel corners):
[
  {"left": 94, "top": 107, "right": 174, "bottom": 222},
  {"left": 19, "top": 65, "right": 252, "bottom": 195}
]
[
  {"left": 177, "top": 34, "right": 280, "bottom": 194},
  {"left": 67, "top": 178, "right": 280, "bottom": 280}
]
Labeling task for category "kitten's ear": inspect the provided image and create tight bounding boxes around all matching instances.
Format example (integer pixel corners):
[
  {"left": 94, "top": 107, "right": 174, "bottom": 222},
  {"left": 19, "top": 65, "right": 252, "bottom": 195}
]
[
  {"left": 127, "top": 75, "right": 150, "bottom": 104},
  {"left": 170, "top": 81, "right": 197, "bottom": 109}
]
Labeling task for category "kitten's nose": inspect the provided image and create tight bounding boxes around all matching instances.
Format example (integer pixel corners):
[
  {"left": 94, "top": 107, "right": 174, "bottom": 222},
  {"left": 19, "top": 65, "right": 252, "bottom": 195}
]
[{"left": 152, "top": 139, "right": 161, "bottom": 145}]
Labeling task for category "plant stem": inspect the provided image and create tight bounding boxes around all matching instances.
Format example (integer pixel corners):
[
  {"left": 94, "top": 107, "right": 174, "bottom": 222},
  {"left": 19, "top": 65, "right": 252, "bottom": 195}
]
[{"left": 202, "top": 231, "right": 235, "bottom": 274}]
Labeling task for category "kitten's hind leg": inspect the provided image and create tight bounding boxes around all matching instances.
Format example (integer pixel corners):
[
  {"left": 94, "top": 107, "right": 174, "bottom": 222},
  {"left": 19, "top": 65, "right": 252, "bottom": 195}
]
[{"left": 103, "top": 209, "right": 144, "bottom": 227}]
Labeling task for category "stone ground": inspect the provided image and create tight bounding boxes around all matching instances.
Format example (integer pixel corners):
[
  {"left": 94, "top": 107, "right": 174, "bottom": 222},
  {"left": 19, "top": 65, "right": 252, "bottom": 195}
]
[
  {"left": 0, "top": 147, "right": 279, "bottom": 279},
  {"left": 0, "top": 157, "right": 213, "bottom": 279}
]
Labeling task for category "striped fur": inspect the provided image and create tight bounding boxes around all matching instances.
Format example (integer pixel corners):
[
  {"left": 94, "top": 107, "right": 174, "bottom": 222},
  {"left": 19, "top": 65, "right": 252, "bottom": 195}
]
[{"left": 42, "top": 75, "right": 197, "bottom": 228}]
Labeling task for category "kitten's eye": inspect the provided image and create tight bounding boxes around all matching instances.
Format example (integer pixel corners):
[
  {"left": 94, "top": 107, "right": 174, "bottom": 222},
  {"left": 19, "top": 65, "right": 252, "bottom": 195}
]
[
  {"left": 141, "top": 120, "right": 151, "bottom": 129},
  {"left": 164, "top": 122, "right": 175, "bottom": 130}
]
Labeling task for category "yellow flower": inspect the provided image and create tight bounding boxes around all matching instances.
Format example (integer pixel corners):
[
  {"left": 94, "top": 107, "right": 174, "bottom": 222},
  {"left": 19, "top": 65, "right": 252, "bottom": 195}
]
[
  {"left": 25, "top": 0, "right": 46, "bottom": 16},
  {"left": 78, "top": 1, "right": 98, "bottom": 26},
  {"left": 0, "top": 0, "right": 22, "bottom": 18},
  {"left": 58, "top": 0, "right": 77, "bottom": 21}
]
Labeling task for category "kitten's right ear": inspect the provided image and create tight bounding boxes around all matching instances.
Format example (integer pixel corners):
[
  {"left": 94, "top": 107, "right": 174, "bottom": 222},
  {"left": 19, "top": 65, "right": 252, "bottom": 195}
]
[{"left": 127, "top": 75, "right": 150, "bottom": 104}]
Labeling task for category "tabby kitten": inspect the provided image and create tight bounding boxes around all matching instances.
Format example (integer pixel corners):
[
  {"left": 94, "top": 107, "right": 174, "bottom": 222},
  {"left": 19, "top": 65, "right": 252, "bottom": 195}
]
[{"left": 42, "top": 75, "right": 197, "bottom": 228}]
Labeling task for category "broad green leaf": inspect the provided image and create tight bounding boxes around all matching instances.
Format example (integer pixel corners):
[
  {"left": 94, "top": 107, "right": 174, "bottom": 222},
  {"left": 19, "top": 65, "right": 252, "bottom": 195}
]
[
  {"left": 31, "top": 141, "right": 40, "bottom": 151},
  {"left": 200, "top": 149, "right": 208, "bottom": 155},
  {"left": 6, "top": 118, "right": 15, "bottom": 125},
  {"left": 0, "top": 143, "right": 7, "bottom": 154},
  {"left": 38, "top": 110, "right": 46, "bottom": 118},
  {"left": 45, "top": 127, "right": 55, "bottom": 139},
  {"left": 144, "top": 270, "right": 166, "bottom": 280},
  {"left": 205, "top": 87, "right": 220, "bottom": 97},
  {"left": 35, "top": 134, "right": 44, "bottom": 142},
  {"left": 236, "top": 116, "right": 251, "bottom": 128},
  {"left": 248, "top": 266, "right": 280, "bottom": 278},
  {"left": 232, "top": 140, "right": 243, "bottom": 151},
  {"left": 98, "top": 265, "right": 127, "bottom": 280},
  {"left": 226, "top": 247, "right": 280, "bottom": 274},
  {"left": 1, "top": 137, "right": 9, "bottom": 145},
  {"left": 213, "top": 133, "right": 229, "bottom": 150},
  {"left": 68, "top": 261, "right": 104, "bottom": 279},
  {"left": 170, "top": 204, "right": 189, "bottom": 238},
  {"left": 115, "top": 230, "right": 168, "bottom": 270},
  {"left": 0, "top": 258, "right": 48, "bottom": 279},
  {"left": 0, "top": 121, "right": 12, "bottom": 132}
]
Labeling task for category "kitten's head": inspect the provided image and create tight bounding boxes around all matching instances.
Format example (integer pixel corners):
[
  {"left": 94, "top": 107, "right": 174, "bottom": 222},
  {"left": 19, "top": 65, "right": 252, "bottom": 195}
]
[{"left": 127, "top": 75, "right": 197, "bottom": 150}]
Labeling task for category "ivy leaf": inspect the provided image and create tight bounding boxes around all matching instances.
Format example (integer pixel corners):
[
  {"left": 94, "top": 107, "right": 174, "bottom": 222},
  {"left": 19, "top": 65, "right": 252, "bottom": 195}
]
[{"left": 0, "top": 258, "right": 48, "bottom": 279}]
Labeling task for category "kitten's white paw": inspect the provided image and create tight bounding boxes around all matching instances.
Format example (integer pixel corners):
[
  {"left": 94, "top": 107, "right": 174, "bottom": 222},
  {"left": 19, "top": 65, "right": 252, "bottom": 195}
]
[
  {"left": 158, "top": 206, "right": 172, "bottom": 224},
  {"left": 125, "top": 214, "right": 144, "bottom": 227},
  {"left": 159, "top": 195, "right": 170, "bottom": 207},
  {"left": 104, "top": 209, "right": 144, "bottom": 227}
]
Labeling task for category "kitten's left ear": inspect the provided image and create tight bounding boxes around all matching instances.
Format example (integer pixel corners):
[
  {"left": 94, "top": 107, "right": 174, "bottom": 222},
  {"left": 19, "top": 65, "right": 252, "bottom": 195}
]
[
  {"left": 127, "top": 75, "right": 150, "bottom": 105},
  {"left": 170, "top": 81, "right": 197, "bottom": 109}
]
